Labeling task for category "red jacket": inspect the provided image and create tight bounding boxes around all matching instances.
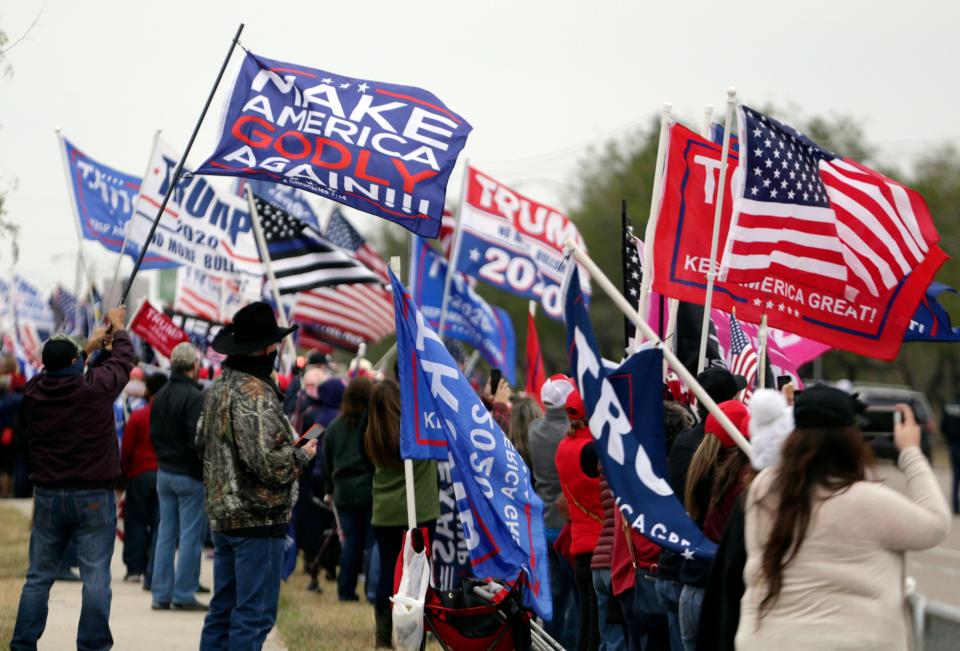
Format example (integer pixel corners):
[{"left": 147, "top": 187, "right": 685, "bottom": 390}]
[
  {"left": 121, "top": 403, "right": 158, "bottom": 480},
  {"left": 555, "top": 427, "right": 602, "bottom": 557},
  {"left": 611, "top": 508, "right": 662, "bottom": 596}
]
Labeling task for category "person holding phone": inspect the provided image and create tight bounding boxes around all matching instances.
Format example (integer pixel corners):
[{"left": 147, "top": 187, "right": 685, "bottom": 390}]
[
  {"left": 197, "top": 302, "right": 316, "bottom": 651},
  {"left": 737, "top": 386, "right": 951, "bottom": 651}
]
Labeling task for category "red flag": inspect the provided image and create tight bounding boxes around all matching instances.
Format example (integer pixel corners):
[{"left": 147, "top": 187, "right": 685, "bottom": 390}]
[
  {"left": 652, "top": 123, "right": 946, "bottom": 361},
  {"left": 129, "top": 300, "right": 189, "bottom": 358},
  {"left": 525, "top": 307, "right": 547, "bottom": 407}
]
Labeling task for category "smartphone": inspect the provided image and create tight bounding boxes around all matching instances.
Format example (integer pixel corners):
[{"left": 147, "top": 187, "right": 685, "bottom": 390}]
[
  {"left": 776, "top": 375, "right": 792, "bottom": 391},
  {"left": 489, "top": 368, "right": 502, "bottom": 392},
  {"left": 295, "top": 424, "right": 323, "bottom": 448},
  {"left": 894, "top": 409, "right": 903, "bottom": 428}
]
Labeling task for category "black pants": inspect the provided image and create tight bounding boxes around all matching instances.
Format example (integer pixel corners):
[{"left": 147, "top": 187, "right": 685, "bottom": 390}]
[
  {"left": 950, "top": 441, "right": 960, "bottom": 514},
  {"left": 372, "top": 521, "right": 436, "bottom": 615},
  {"left": 123, "top": 471, "right": 159, "bottom": 579},
  {"left": 574, "top": 553, "right": 600, "bottom": 651}
]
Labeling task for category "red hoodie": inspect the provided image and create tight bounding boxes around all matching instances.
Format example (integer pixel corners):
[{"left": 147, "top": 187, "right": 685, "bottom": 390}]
[{"left": 121, "top": 403, "right": 158, "bottom": 480}]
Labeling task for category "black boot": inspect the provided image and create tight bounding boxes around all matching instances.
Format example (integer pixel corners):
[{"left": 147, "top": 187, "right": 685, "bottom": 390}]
[{"left": 375, "top": 609, "right": 392, "bottom": 648}]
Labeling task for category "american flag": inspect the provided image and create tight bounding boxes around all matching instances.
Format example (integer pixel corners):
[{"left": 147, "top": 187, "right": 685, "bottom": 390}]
[
  {"left": 289, "top": 284, "right": 394, "bottom": 349},
  {"left": 48, "top": 286, "right": 78, "bottom": 335},
  {"left": 324, "top": 209, "right": 390, "bottom": 281},
  {"left": 726, "top": 313, "right": 759, "bottom": 401},
  {"left": 723, "top": 106, "right": 938, "bottom": 299},
  {"left": 622, "top": 214, "right": 643, "bottom": 346},
  {"left": 254, "top": 196, "right": 381, "bottom": 295}
]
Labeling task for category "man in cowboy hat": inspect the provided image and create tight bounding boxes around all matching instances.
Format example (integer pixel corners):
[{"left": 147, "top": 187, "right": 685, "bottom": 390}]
[{"left": 197, "top": 302, "right": 317, "bottom": 651}]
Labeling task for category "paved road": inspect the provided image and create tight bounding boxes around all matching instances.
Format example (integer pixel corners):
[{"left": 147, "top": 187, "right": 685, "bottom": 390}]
[
  {"left": 873, "top": 461, "right": 959, "bottom": 608},
  {"left": 4, "top": 499, "right": 286, "bottom": 651}
]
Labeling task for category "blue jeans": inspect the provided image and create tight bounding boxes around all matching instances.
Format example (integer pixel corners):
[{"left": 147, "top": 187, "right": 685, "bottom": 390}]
[
  {"left": 592, "top": 568, "right": 626, "bottom": 651},
  {"left": 365, "top": 541, "right": 379, "bottom": 603},
  {"left": 655, "top": 578, "right": 684, "bottom": 651},
  {"left": 11, "top": 488, "right": 116, "bottom": 651},
  {"left": 619, "top": 571, "right": 669, "bottom": 651},
  {"left": 200, "top": 532, "right": 285, "bottom": 651},
  {"left": 544, "top": 545, "right": 579, "bottom": 651},
  {"left": 678, "top": 585, "right": 704, "bottom": 651},
  {"left": 337, "top": 505, "right": 373, "bottom": 600},
  {"left": 151, "top": 470, "right": 205, "bottom": 605}
]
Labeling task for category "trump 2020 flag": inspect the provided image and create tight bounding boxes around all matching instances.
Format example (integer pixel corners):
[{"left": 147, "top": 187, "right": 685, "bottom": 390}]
[
  {"left": 905, "top": 282, "right": 960, "bottom": 342},
  {"left": 410, "top": 238, "right": 516, "bottom": 383},
  {"left": 60, "top": 136, "right": 174, "bottom": 269},
  {"left": 197, "top": 51, "right": 472, "bottom": 239},
  {"left": 390, "top": 268, "right": 551, "bottom": 619},
  {"left": 563, "top": 267, "right": 716, "bottom": 561}
]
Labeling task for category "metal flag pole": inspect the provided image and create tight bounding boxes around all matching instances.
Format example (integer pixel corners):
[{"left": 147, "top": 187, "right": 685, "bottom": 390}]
[
  {"left": 697, "top": 87, "right": 738, "bottom": 374},
  {"left": 437, "top": 158, "right": 470, "bottom": 339},
  {"left": 389, "top": 255, "right": 418, "bottom": 531},
  {"left": 109, "top": 129, "right": 162, "bottom": 298},
  {"left": 119, "top": 22, "right": 244, "bottom": 306},
  {"left": 635, "top": 103, "right": 672, "bottom": 345},
  {"left": 245, "top": 185, "right": 298, "bottom": 369},
  {"left": 564, "top": 238, "right": 754, "bottom": 461},
  {"left": 55, "top": 129, "right": 98, "bottom": 304},
  {"left": 757, "top": 313, "right": 769, "bottom": 390}
]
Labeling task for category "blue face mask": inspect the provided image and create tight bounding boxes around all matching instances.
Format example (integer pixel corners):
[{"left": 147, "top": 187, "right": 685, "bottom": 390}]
[{"left": 47, "top": 356, "right": 84, "bottom": 378}]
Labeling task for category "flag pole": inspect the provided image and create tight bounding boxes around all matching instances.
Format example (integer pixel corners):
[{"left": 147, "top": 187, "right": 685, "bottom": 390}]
[
  {"left": 438, "top": 159, "right": 470, "bottom": 339},
  {"left": 119, "top": 23, "right": 244, "bottom": 306},
  {"left": 757, "top": 313, "right": 769, "bottom": 390},
  {"left": 390, "top": 255, "right": 418, "bottom": 531},
  {"left": 55, "top": 129, "right": 98, "bottom": 306},
  {"left": 245, "top": 185, "right": 298, "bottom": 370},
  {"left": 697, "top": 87, "right": 738, "bottom": 374},
  {"left": 109, "top": 129, "right": 162, "bottom": 300},
  {"left": 564, "top": 238, "right": 754, "bottom": 461},
  {"left": 635, "top": 103, "right": 672, "bottom": 344}
]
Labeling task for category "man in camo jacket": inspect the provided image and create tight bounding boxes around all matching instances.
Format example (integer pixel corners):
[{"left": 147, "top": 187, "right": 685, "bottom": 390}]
[{"left": 197, "top": 302, "right": 317, "bottom": 651}]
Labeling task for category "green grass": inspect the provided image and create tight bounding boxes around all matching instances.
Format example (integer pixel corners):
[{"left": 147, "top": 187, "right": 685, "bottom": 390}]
[{"left": 0, "top": 504, "right": 30, "bottom": 644}]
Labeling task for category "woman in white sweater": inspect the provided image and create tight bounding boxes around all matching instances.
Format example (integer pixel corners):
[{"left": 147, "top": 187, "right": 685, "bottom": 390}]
[{"left": 737, "top": 385, "right": 950, "bottom": 651}]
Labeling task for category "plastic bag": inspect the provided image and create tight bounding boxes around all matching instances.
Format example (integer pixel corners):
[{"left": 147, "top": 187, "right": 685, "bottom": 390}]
[{"left": 392, "top": 530, "right": 431, "bottom": 651}]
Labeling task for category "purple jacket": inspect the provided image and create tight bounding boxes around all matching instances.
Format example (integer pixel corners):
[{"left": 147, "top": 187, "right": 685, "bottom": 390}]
[{"left": 24, "top": 331, "right": 135, "bottom": 488}]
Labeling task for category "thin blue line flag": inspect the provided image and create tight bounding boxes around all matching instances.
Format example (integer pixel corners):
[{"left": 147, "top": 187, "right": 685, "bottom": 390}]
[
  {"left": 563, "top": 266, "right": 717, "bottom": 561},
  {"left": 390, "top": 268, "right": 551, "bottom": 619}
]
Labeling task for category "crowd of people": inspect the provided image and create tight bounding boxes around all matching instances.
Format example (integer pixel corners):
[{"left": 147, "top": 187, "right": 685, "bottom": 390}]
[{"left": 2, "top": 298, "right": 955, "bottom": 651}]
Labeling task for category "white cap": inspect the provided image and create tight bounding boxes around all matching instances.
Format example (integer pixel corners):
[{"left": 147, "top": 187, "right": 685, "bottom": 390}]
[{"left": 540, "top": 375, "right": 575, "bottom": 409}]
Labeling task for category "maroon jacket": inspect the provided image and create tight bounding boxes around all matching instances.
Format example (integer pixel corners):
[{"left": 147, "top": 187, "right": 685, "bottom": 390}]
[{"left": 24, "top": 331, "right": 135, "bottom": 488}]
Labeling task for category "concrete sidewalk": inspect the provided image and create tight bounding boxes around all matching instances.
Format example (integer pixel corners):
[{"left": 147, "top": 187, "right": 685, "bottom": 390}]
[{"left": 5, "top": 499, "right": 286, "bottom": 651}]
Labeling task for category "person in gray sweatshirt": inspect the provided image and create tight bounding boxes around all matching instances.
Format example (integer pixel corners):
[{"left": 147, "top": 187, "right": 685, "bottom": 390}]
[{"left": 528, "top": 374, "right": 577, "bottom": 649}]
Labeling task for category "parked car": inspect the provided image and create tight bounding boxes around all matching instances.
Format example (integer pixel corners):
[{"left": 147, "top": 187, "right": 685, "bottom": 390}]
[{"left": 851, "top": 383, "right": 934, "bottom": 460}]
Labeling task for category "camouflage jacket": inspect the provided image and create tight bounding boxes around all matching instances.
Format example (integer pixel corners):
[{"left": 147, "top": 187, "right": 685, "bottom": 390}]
[{"left": 198, "top": 368, "right": 310, "bottom": 531}]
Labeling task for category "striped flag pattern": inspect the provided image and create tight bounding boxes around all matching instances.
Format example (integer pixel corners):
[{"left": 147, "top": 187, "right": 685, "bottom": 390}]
[
  {"left": 324, "top": 209, "right": 390, "bottom": 281},
  {"left": 255, "top": 196, "right": 381, "bottom": 295},
  {"left": 289, "top": 284, "right": 394, "bottom": 348},
  {"left": 726, "top": 313, "right": 759, "bottom": 401},
  {"left": 722, "top": 106, "right": 938, "bottom": 299}
]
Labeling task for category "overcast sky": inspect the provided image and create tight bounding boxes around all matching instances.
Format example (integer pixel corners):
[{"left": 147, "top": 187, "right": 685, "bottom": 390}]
[{"left": 1, "top": 0, "right": 958, "bottom": 294}]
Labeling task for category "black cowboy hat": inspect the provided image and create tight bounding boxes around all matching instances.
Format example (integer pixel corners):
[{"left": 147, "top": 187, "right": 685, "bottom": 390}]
[{"left": 211, "top": 302, "right": 298, "bottom": 355}]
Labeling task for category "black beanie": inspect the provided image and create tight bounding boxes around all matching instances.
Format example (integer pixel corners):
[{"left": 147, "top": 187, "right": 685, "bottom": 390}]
[
  {"left": 42, "top": 339, "right": 80, "bottom": 373},
  {"left": 794, "top": 384, "right": 862, "bottom": 429}
]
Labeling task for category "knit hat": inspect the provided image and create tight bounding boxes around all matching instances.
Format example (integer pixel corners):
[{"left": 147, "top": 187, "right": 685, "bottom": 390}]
[
  {"left": 748, "top": 389, "right": 794, "bottom": 470},
  {"left": 794, "top": 384, "right": 862, "bottom": 429},
  {"left": 540, "top": 374, "right": 575, "bottom": 409},
  {"left": 704, "top": 400, "right": 750, "bottom": 449}
]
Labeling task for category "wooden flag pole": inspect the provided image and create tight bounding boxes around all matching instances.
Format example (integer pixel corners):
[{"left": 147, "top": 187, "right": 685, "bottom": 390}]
[
  {"left": 245, "top": 185, "right": 298, "bottom": 370},
  {"left": 564, "top": 238, "right": 754, "bottom": 461},
  {"left": 697, "top": 87, "right": 737, "bottom": 374},
  {"left": 390, "top": 254, "right": 418, "bottom": 531},
  {"left": 437, "top": 159, "right": 470, "bottom": 339},
  {"left": 119, "top": 23, "right": 244, "bottom": 306},
  {"left": 635, "top": 103, "right": 672, "bottom": 344}
]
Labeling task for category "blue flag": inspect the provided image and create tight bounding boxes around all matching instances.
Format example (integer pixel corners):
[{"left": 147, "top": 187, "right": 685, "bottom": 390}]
[
  {"left": 197, "top": 51, "right": 472, "bottom": 239},
  {"left": 390, "top": 269, "right": 551, "bottom": 619},
  {"left": 563, "top": 268, "right": 717, "bottom": 561},
  {"left": 904, "top": 282, "right": 960, "bottom": 342},
  {"left": 410, "top": 238, "right": 516, "bottom": 383},
  {"left": 60, "top": 137, "right": 174, "bottom": 269}
]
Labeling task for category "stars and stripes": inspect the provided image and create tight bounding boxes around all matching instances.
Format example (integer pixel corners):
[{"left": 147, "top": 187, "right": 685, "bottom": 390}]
[
  {"left": 723, "top": 106, "right": 938, "bottom": 299},
  {"left": 255, "top": 196, "right": 381, "bottom": 295},
  {"left": 726, "top": 313, "right": 759, "bottom": 401},
  {"left": 622, "top": 214, "right": 643, "bottom": 344},
  {"left": 289, "top": 284, "right": 394, "bottom": 348},
  {"left": 48, "top": 286, "right": 79, "bottom": 335},
  {"left": 324, "top": 209, "right": 390, "bottom": 281}
]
